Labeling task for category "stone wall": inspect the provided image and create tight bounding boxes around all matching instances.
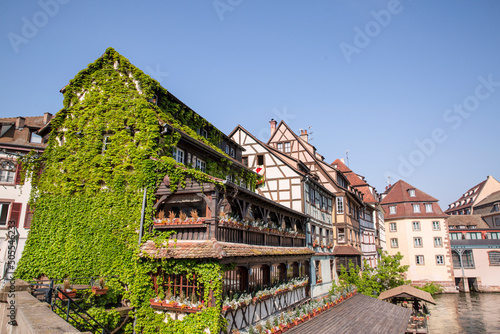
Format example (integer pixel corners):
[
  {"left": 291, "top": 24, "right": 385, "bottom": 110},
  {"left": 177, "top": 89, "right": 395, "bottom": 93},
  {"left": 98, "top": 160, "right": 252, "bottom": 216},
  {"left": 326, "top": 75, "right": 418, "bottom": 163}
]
[{"left": 0, "top": 280, "right": 85, "bottom": 334}]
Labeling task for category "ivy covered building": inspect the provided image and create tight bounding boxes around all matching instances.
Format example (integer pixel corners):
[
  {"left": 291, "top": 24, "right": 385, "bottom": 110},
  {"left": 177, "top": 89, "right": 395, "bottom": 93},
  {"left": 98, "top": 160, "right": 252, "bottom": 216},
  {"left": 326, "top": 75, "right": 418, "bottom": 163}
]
[{"left": 16, "top": 48, "right": 314, "bottom": 333}]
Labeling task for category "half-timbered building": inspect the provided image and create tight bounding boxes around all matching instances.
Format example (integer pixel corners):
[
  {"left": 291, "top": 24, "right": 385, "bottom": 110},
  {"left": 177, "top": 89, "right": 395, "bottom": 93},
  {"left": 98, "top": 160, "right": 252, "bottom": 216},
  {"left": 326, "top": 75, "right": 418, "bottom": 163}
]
[
  {"left": 230, "top": 124, "right": 335, "bottom": 297},
  {"left": 264, "top": 120, "right": 364, "bottom": 274}
]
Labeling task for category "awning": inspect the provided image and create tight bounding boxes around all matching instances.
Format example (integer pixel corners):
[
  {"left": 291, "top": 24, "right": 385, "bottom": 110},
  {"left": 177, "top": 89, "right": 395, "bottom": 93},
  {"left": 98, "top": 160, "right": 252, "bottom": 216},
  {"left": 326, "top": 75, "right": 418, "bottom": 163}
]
[{"left": 379, "top": 285, "right": 436, "bottom": 305}]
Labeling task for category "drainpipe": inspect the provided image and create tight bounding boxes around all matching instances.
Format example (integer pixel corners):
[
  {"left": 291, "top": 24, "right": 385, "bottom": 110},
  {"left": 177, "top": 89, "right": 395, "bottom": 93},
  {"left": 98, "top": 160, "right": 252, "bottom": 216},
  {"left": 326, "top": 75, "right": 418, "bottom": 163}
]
[{"left": 138, "top": 187, "right": 147, "bottom": 246}]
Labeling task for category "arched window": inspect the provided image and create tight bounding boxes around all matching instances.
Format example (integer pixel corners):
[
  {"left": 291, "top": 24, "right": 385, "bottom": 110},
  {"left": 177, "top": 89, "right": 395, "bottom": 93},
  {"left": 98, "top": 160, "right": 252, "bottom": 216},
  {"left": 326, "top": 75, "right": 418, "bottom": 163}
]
[
  {"left": 287, "top": 262, "right": 299, "bottom": 279},
  {"left": 223, "top": 266, "right": 248, "bottom": 298},
  {"left": 271, "top": 263, "right": 287, "bottom": 285},
  {"left": 249, "top": 265, "right": 270, "bottom": 293}
]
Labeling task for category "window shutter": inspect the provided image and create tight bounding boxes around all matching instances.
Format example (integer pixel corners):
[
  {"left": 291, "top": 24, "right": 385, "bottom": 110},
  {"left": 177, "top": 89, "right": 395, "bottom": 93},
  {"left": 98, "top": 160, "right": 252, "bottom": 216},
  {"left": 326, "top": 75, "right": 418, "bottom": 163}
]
[
  {"left": 8, "top": 202, "right": 22, "bottom": 228},
  {"left": 24, "top": 204, "right": 33, "bottom": 229},
  {"left": 14, "top": 163, "right": 22, "bottom": 185}
]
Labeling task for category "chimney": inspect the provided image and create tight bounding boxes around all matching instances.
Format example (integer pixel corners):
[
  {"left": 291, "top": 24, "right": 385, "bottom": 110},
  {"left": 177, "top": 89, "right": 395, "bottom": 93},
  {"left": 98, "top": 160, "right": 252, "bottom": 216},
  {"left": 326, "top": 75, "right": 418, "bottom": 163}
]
[
  {"left": 270, "top": 119, "right": 277, "bottom": 136},
  {"left": 15, "top": 117, "right": 25, "bottom": 129},
  {"left": 43, "top": 112, "right": 53, "bottom": 124},
  {"left": 300, "top": 129, "right": 308, "bottom": 142}
]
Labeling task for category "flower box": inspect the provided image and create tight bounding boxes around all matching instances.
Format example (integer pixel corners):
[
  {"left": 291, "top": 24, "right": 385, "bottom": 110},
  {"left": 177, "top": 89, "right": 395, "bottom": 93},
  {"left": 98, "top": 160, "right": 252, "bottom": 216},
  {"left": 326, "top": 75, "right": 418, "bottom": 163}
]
[
  {"left": 92, "top": 287, "right": 108, "bottom": 295},
  {"left": 58, "top": 289, "right": 76, "bottom": 299}
]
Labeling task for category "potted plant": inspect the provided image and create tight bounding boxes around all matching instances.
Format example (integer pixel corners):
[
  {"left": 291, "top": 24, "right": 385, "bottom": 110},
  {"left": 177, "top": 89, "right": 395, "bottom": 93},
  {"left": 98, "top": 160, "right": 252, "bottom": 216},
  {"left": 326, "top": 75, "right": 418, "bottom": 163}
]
[
  {"left": 59, "top": 278, "right": 76, "bottom": 299},
  {"left": 92, "top": 277, "right": 108, "bottom": 295}
]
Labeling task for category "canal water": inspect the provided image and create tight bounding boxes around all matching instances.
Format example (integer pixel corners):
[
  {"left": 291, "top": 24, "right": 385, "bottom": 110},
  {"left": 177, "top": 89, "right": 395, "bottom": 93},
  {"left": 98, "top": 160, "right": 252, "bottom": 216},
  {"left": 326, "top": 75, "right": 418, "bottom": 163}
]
[{"left": 427, "top": 292, "right": 500, "bottom": 333}]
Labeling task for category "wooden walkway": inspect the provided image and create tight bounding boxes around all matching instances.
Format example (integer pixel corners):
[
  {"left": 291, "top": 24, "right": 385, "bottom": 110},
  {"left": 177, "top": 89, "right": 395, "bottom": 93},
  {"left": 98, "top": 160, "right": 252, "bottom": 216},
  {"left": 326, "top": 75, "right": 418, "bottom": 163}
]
[{"left": 286, "top": 294, "right": 412, "bottom": 334}]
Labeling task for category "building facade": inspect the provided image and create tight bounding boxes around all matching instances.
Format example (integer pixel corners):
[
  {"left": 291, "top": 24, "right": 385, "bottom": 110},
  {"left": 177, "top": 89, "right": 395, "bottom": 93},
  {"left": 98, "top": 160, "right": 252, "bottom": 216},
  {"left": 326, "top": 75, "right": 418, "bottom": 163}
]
[
  {"left": 381, "top": 180, "right": 455, "bottom": 292},
  {"left": 445, "top": 175, "right": 500, "bottom": 215},
  {"left": 472, "top": 190, "right": 500, "bottom": 228},
  {"left": 0, "top": 114, "right": 51, "bottom": 279},
  {"left": 230, "top": 124, "right": 335, "bottom": 297}
]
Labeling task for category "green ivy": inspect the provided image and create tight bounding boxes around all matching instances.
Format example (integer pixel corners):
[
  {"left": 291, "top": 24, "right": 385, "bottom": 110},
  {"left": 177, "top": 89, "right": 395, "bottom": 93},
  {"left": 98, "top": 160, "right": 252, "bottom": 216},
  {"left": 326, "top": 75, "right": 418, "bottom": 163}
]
[{"left": 15, "top": 47, "right": 243, "bottom": 333}]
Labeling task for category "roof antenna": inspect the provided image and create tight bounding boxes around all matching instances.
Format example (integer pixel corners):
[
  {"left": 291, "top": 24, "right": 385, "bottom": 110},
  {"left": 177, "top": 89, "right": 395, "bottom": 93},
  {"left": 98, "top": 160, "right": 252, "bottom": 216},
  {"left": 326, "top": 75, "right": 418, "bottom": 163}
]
[
  {"left": 308, "top": 125, "right": 314, "bottom": 142},
  {"left": 345, "top": 149, "right": 349, "bottom": 167}
]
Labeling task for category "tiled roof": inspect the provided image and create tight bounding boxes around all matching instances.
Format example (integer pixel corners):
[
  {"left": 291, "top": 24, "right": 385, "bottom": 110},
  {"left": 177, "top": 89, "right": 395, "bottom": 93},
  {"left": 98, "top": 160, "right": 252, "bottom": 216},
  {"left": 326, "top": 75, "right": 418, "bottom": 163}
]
[
  {"left": 445, "top": 179, "right": 487, "bottom": 213},
  {"left": 446, "top": 215, "right": 489, "bottom": 229},
  {"left": 331, "top": 159, "right": 352, "bottom": 173},
  {"left": 333, "top": 245, "right": 362, "bottom": 256},
  {"left": 140, "top": 239, "right": 314, "bottom": 259},
  {"left": 344, "top": 172, "right": 367, "bottom": 187},
  {"left": 381, "top": 180, "right": 438, "bottom": 204},
  {"left": 0, "top": 116, "right": 49, "bottom": 149},
  {"left": 474, "top": 190, "right": 500, "bottom": 208},
  {"left": 358, "top": 186, "right": 377, "bottom": 204}
]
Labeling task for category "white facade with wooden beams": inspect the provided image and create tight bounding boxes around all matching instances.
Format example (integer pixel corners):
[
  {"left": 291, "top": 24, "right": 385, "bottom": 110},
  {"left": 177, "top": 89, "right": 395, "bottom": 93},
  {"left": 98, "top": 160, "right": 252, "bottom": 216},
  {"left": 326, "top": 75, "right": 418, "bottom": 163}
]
[{"left": 230, "top": 124, "right": 336, "bottom": 297}]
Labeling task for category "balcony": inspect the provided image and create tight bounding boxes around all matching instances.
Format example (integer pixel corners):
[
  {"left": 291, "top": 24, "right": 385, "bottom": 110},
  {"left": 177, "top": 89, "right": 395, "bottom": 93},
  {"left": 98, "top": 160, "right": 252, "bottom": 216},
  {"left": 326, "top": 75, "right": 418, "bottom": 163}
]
[{"left": 216, "top": 219, "right": 306, "bottom": 247}]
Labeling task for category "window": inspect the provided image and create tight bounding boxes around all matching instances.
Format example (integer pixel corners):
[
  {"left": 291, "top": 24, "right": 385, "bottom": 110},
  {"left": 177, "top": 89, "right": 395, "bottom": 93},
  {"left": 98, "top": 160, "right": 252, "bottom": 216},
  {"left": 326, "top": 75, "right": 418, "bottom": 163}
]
[
  {"left": 249, "top": 265, "right": 270, "bottom": 293},
  {"left": 452, "top": 250, "right": 474, "bottom": 268},
  {"left": 172, "top": 147, "right": 185, "bottom": 164},
  {"left": 465, "top": 232, "right": 481, "bottom": 240},
  {"left": 0, "top": 170, "right": 15, "bottom": 184},
  {"left": 102, "top": 134, "right": 112, "bottom": 152},
  {"left": 242, "top": 157, "right": 248, "bottom": 167},
  {"left": 488, "top": 251, "right": 500, "bottom": 266},
  {"left": 487, "top": 232, "right": 499, "bottom": 239},
  {"left": 225, "top": 145, "right": 230, "bottom": 155},
  {"left": 493, "top": 204, "right": 499, "bottom": 212},
  {"left": 230, "top": 148, "right": 235, "bottom": 158},
  {"left": 0, "top": 203, "right": 9, "bottom": 226},
  {"left": 432, "top": 221, "right": 440, "bottom": 230},
  {"left": 450, "top": 233, "right": 462, "bottom": 240},
  {"left": 414, "top": 237, "right": 422, "bottom": 247},
  {"left": 195, "top": 159, "right": 206, "bottom": 173},
  {"left": 390, "top": 238, "right": 398, "bottom": 248},
  {"left": 271, "top": 263, "right": 287, "bottom": 285},
  {"left": 416, "top": 255, "right": 424, "bottom": 265},
  {"left": 277, "top": 143, "right": 283, "bottom": 151},
  {"left": 434, "top": 237, "right": 442, "bottom": 247},
  {"left": 389, "top": 222, "right": 397, "bottom": 232},
  {"left": 284, "top": 142, "right": 291, "bottom": 153},
  {"left": 425, "top": 204, "right": 433, "bottom": 213},
  {"left": 201, "top": 129, "right": 208, "bottom": 138},
  {"left": 436, "top": 255, "right": 444, "bottom": 265},
  {"left": 148, "top": 95, "right": 158, "bottom": 105},
  {"left": 413, "top": 204, "right": 421, "bottom": 213},
  {"left": 336, "top": 197, "right": 344, "bottom": 214},
  {"left": 257, "top": 155, "right": 264, "bottom": 165},
  {"left": 315, "top": 261, "right": 322, "bottom": 283},
  {"left": 337, "top": 228, "right": 345, "bottom": 243},
  {"left": 389, "top": 206, "right": 396, "bottom": 215},
  {"left": 412, "top": 221, "right": 421, "bottom": 231},
  {"left": 409, "top": 189, "right": 416, "bottom": 197},
  {"left": 30, "top": 131, "right": 42, "bottom": 143},
  {"left": 496, "top": 217, "right": 500, "bottom": 226}
]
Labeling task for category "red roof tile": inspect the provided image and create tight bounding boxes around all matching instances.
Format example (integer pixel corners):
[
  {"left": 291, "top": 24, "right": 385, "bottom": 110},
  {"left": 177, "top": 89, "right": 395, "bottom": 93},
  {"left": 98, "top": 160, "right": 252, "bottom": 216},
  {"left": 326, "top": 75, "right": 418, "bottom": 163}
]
[
  {"left": 140, "top": 239, "right": 315, "bottom": 259},
  {"left": 446, "top": 215, "right": 489, "bottom": 229},
  {"left": 445, "top": 179, "right": 486, "bottom": 213},
  {"left": 381, "top": 180, "right": 438, "bottom": 204},
  {"left": 331, "top": 159, "right": 352, "bottom": 173}
]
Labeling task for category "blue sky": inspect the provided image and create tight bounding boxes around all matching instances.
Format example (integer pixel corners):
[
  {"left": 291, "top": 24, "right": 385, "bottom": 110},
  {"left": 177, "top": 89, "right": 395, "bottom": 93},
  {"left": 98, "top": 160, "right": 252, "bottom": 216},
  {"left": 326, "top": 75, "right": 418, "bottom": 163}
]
[{"left": 1, "top": 0, "right": 499, "bottom": 208}]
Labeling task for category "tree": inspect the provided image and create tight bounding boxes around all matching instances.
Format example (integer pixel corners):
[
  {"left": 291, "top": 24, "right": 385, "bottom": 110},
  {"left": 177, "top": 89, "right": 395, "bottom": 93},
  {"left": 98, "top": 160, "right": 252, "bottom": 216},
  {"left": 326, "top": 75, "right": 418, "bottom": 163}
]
[{"left": 338, "top": 250, "right": 410, "bottom": 297}]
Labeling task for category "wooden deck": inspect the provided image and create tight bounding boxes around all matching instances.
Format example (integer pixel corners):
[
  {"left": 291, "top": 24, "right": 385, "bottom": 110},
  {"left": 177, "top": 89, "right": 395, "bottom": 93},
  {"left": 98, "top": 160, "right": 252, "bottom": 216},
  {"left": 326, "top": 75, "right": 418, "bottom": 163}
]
[{"left": 286, "top": 293, "right": 412, "bottom": 334}]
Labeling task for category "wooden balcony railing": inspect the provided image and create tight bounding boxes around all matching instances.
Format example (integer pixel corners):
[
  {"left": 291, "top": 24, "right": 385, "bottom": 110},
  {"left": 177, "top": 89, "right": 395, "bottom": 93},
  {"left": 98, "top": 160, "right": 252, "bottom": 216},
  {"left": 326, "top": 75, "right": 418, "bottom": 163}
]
[{"left": 216, "top": 223, "right": 306, "bottom": 247}]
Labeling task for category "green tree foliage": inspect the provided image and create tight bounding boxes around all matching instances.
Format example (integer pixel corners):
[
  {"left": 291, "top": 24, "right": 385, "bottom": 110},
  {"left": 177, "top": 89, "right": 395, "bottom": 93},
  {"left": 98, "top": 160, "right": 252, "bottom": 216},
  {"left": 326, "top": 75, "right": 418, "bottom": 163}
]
[{"left": 338, "top": 250, "right": 410, "bottom": 297}]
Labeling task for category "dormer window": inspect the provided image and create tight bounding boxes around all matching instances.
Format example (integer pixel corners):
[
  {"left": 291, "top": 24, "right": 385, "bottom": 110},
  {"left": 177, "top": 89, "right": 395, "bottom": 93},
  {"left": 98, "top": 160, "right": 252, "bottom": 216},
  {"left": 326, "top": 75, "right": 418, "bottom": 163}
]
[
  {"left": 277, "top": 143, "right": 283, "bottom": 151},
  {"left": 230, "top": 148, "right": 235, "bottom": 158},
  {"left": 389, "top": 206, "right": 396, "bottom": 214},
  {"left": 30, "top": 131, "right": 42, "bottom": 144},
  {"left": 413, "top": 204, "right": 421, "bottom": 213},
  {"left": 225, "top": 145, "right": 230, "bottom": 155},
  {"left": 425, "top": 203, "right": 433, "bottom": 213},
  {"left": 408, "top": 189, "right": 416, "bottom": 197}
]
